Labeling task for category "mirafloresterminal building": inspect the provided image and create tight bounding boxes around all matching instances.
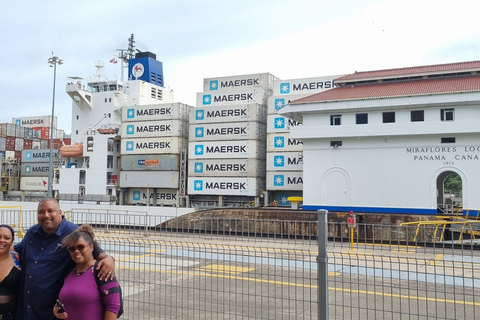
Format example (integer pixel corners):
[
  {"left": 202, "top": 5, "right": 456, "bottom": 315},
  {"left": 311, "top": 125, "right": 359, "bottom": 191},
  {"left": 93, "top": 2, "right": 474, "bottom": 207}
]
[{"left": 279, "top": 60, "right": 480, "bottom": 214}]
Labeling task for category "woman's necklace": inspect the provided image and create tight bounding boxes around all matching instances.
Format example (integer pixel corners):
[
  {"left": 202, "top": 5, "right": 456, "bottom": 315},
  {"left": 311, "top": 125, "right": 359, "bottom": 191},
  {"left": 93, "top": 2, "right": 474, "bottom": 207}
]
[{"left": 75, "top": 259, "right": 95, "bottom": 276}]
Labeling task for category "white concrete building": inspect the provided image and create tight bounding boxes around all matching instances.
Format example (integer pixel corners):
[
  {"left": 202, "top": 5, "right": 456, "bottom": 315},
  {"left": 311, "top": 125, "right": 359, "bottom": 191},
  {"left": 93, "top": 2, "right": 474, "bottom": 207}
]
[{"left": 279, "top": 61, "right": 480, "bottom": 214}]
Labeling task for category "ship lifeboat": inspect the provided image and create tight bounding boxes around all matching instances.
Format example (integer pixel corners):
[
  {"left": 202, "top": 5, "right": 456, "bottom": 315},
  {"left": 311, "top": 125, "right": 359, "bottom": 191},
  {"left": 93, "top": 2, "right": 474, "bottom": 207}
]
[
  {"left": 97, "top": 128, "right": 116, "bottom": 134},
  {"left": 60, "top": 144, "right": 83, "bottom": 158}
]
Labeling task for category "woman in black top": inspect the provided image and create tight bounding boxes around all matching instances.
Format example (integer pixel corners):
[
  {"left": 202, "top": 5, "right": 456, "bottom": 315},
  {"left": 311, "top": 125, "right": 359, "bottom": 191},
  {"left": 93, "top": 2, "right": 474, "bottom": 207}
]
[{"left": 0, "top": 225, "right": 21, "bottom": 319}]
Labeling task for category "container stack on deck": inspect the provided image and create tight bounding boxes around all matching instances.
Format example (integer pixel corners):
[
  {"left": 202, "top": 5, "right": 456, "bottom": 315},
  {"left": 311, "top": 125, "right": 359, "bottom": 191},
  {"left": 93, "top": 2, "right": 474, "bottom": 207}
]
[
  {"left": 265, "top": 76, "right": 341, "bottom": 206},
  {"left": 187, "top": 73, "right": 276, "bottom": 207},
  {"left": 120, "top": 103, "right": 190, "bottom": 206}
]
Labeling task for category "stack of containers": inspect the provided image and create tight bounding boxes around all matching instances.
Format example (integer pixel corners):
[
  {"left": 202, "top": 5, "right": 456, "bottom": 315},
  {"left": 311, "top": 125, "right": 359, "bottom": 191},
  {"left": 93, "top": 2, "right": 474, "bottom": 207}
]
[
  {"left": 0, "top": 123, "right": 18, "bottom": 160},
  {"left": 188, "top": 73, "right": 276, "bottom": 200},
  {"left": 13, "top": 116, "right": 57, "bottom": 150},
  {"left": 266, "top": 75, "right": 342, "bottom": 205},
  {"left": 120, "top": 103, "right": 190, "bottom": 206},
  {"left": 20, "top": 149, "right": 59, "bottom": 192}
]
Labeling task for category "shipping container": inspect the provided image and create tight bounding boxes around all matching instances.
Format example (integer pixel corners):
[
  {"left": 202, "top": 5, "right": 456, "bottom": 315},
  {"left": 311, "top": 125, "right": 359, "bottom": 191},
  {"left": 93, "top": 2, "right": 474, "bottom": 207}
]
[
  {"left": 122, "top": 102, "right": 190, "bottom": 122},
  {"left": 267, "top": 114, "right": 302, "bottom": 133},
  {"left": 53, "top": 129, "right": 65, "bottom": 139},
  {"left": 32, "top": 127, "right": 50, "bottom": 140},
  {"left": 15, "top": 138, "right": 24, "bottom": 151},
  {"left": 0, "top": 151, "right": 4, "bottom": 161},
  {"left": 23, "top": 139, "right": 33, "bottom": 150},
  {"left": 272, "top": 74, "right": 342, "bottom": 96},
  {"left": 22, "top": 149, "right": 59, "bottom": 163},
  {"left": 266, "top": 152, "right": 303, "bottom": 171},
  {"left": 121, "top": 119, "right": 187, "bottom": 138},
  {"left": 121, "top": 154, "right": 180, "bottom": 171},
  {"left": 127, "top": 188, "right": 178, "bottom": 206},
  {"left": 121, "top": 137, "right": 186, "bottom": 155},
  {"left": 203, "top": 73, "right": 277, "bottom": 92},
  {"left": 32, "top": 140, "right": 41, "bottom": 149},
  {"left": 5, "top": 137, "right": 15, "bottom": 151},
  {"left": 267, "top": 94, "right": 310, "bottom": 115},
  {"left": 14, "top": 151, "right": 21, "bottom": 159},
  {"left": 5, "top": 150, "right": 15, "bottom": 160},
  {"left": 187, "top": 177, "right": 264, "bottom": 196},
  {"left": 15, "top": 126, "right": 25, "bottom": 138},
  {"left": 21, "top": 163, "right": 50, "bottom": 176},
  {"left": 24, "top": 127, "right": 34, "bottom": 140},
  {"left": 0, "top": 124, "right": 16, "bottom": 137},
  {"left": 189, "top": 103, "right": 267, "bottom": 124},
  {"left": 196, "top": 88, "right": 268, "bottom": 107},
  {"left": 20, "top": 176, "right": 48, "bottom": 191},
  {"left": 266, "top": 171, "right": 303, "bottom": 191},
  {"left": 119, "top": 171, "right": 179, "bottom": 188},
  {"left": 188, "top": 140, "right": 266, "bottom": 159},
  {"left": 266, "top": 133, "right": 303, "bottom": 152},
  {"left": 188, "top": 158, "right": 266, "bottom": 177},
  {"left": 40, "top": 140, "right": 48, "bottom": 149},
  {"left": 189, "top": 122, "right": 266, "bottom": 141},
  {"left": 13, "top": 115, "right": 57, "bottom": 129},
  {"left": 0, "top": 137, "right": 5, "bottom": 151},
  {"left": 33, "top": 129, "right": 41, "bottom": 139}
]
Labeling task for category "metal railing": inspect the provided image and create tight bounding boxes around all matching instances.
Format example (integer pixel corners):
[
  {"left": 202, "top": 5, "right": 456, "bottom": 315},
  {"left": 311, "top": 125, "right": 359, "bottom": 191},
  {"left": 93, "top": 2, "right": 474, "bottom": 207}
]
[{"left": 1, "top": 208, "right": 479, "bottom": 319}]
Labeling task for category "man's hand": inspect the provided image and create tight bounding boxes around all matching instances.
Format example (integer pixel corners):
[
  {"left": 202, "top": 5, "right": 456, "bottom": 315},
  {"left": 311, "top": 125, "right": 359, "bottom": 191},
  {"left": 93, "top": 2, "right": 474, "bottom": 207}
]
[{"left": 96, "top": 255, "right": 115, "bottom": 281}]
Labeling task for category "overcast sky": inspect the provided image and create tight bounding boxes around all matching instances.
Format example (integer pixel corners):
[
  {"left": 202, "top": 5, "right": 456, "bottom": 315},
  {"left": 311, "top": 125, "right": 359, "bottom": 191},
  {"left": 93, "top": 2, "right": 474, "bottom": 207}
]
[{"left": 2, "top": 0, "right": 480, "bottom": 134}]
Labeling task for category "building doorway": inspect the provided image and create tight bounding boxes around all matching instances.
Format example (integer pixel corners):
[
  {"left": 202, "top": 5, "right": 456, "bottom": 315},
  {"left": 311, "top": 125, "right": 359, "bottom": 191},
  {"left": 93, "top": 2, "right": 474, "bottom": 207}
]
[{"left": 436, "top": 171, "right": 463, "bottom": 213}]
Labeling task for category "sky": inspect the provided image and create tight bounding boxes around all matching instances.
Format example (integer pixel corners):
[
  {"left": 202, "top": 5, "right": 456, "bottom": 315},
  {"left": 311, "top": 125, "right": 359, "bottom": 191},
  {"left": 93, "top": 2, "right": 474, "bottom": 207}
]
[{"left": 2, "top": 0, "right": 480, "bottom": 134}]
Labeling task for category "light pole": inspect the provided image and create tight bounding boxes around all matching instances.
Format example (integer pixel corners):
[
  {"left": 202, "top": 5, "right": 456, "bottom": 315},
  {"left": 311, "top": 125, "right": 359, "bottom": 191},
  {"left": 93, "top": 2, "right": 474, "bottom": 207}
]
[{"left": 47, "top": 54, "right": 63, "bottom": 198}]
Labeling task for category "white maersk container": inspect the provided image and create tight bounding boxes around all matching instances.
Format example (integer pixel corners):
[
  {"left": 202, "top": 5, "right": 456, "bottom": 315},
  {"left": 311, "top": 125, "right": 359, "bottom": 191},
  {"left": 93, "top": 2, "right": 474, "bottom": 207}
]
[
  {"left": 189, "top": 122, "right": 266, "bottom": 141},
  {"left": 20, "top": 176, "right": 48, "bottom": 191},
  {"left": 203, "top": 73, "right": 277, "bottom": 92},
  {"left": 189, "top": 103, "right": 267, "bottom": 124},
  {"left": 119, "top": 171, "right": 179, "bottom": 188},
  {"left": 21, "top": 163, "right": 50, "bottom": 176},
  {"left": 266, "top": 152, "right": 303, "bottom": 171},
  {"left": 188, "top": 177, "right": 264, "bottom": 196},
  {"left": 188, "top": 158, "right": 266, "bottom": 177},
  {"left": 267, "top": 114, "right": 302, "bottom": 133},
  {"left": 188, "top": 140, "right": 265, "bottom": 159},
  {"left": 127, "top": 188, "right": 178, "bottom": 206},
  {"left": 13, "top": 115, "right": 57, "bottom": 129},
  {"left": 196, "top": 88, "right": 268, "bottom": 107},
  {"left": 121, "top": 120, "right": 187, "bottom": 138},
  {"left": 266, "top": 171, "right": 303, "bottom": 191},
  {"left": 121, "top": 137, "right": 185, "bottom": 155},
  {"left": 266, "top": 133, "right": 303, "bottom": 152},
  {"left": 272, "top": 75, "right": 342, "bottom": 96},
  {"left": 122, "top": 103, "right": 190, "bottom": 122},
  {"left": 267, "top": 94, "right": 311, "bottom": 115}
]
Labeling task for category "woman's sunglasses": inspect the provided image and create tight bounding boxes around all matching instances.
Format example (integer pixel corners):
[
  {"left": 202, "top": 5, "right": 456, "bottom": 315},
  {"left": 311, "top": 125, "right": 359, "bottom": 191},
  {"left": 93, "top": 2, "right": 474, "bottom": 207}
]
[{"left": 67, "top": 244, "right": 88, "bottom": 253}]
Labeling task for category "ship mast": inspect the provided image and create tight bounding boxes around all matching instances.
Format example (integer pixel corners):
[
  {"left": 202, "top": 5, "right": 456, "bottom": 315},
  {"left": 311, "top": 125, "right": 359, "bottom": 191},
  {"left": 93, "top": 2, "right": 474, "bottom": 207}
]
[{"left": 116, "top": 34, "right": 135, "bottom": 81}]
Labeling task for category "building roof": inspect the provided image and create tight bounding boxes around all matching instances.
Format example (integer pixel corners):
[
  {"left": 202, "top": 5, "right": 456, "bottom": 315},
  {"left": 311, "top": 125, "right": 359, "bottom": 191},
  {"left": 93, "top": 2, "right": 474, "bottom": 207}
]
[
  {"left": 335, "top": 60, "right": 480, "bottom": 83},
  {"left": 291, "top": 62, "right": 480, "bottom": 105}
]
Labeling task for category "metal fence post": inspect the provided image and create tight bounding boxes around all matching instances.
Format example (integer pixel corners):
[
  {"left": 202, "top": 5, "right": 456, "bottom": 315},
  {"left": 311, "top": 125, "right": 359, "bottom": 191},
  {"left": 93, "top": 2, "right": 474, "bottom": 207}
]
[{"left": 317, "top": 209, "right": 328, "bottom": 320}]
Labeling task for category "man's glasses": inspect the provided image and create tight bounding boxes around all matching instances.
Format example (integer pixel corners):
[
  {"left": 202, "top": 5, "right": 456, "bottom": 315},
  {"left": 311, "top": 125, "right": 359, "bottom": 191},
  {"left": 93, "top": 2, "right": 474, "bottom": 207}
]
[{"left": 68, "top": 244, "right": 88, "bottom": 253}]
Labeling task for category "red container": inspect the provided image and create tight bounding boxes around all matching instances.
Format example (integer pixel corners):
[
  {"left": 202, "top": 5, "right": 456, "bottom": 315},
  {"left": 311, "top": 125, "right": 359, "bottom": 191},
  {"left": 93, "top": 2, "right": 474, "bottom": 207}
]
[
  {"left": 5, "top": 136, "right": 15, "bottom": 151},
  {"left": 23, "top": 139, "right": 33, "bottom": 150},
  {"left": 15, "top": 151, "right": 22, "bottom": 159},
  {"left": 32, "top": 127, "right": 50, "bottom": 140}
]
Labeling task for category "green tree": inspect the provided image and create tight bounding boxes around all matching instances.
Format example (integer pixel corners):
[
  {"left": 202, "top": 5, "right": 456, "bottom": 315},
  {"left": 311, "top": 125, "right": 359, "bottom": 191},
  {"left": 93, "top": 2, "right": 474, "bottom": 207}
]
[{"left": 444, "top": 174, "right": 462, "bottom": 194}]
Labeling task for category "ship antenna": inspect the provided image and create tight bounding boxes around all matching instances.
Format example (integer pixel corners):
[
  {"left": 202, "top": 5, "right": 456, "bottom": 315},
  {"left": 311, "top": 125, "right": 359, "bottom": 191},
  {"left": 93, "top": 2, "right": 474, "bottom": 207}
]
[{"left": 116, "top": 34, "right": 135, "bottom": 81}]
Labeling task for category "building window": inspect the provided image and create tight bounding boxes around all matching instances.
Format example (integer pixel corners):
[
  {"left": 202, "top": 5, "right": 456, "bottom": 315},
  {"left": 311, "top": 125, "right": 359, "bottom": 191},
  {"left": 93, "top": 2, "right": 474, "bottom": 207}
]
[
  {"left": 330, "top": 141, "right": 342, "bottom": 148},
  {"left": 383, "top": 112, "right": 395, "bottom": 123},
  {"left": 441, "top": 137, "right": 456, "bottom": 143},
  {"left": 104, "top": 98, "right": 107, "bottom": 103},
  {"left": 441, "top": 108, "right": 454, "bottom": 121},
  {"left": 411, "top": 110, "right": 424, "bottom": 122},
  {"left": 76, "top": 115, "right": 79, "bottom": 120},
  {"left": 75, "top": 130, "right": 78, "bottom": 135},
  {"left": 330, "top": 115, "right": 342, "bottom": 126},
  {"left": 356, "top": 113, "right": 368, "bottom": 124}
]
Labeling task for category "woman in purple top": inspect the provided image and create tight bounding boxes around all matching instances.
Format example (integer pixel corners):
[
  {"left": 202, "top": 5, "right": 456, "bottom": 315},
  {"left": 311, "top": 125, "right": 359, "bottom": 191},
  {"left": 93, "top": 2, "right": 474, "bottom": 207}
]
[{"left": 53, "top": 225, "right": 120, "bottom": 320}]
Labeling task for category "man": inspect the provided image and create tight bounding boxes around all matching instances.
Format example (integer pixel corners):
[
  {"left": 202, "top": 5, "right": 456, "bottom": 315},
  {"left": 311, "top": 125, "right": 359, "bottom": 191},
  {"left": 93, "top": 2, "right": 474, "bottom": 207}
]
[{"left": 14, "top": 198, "right": 115, "bottom": 320}]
